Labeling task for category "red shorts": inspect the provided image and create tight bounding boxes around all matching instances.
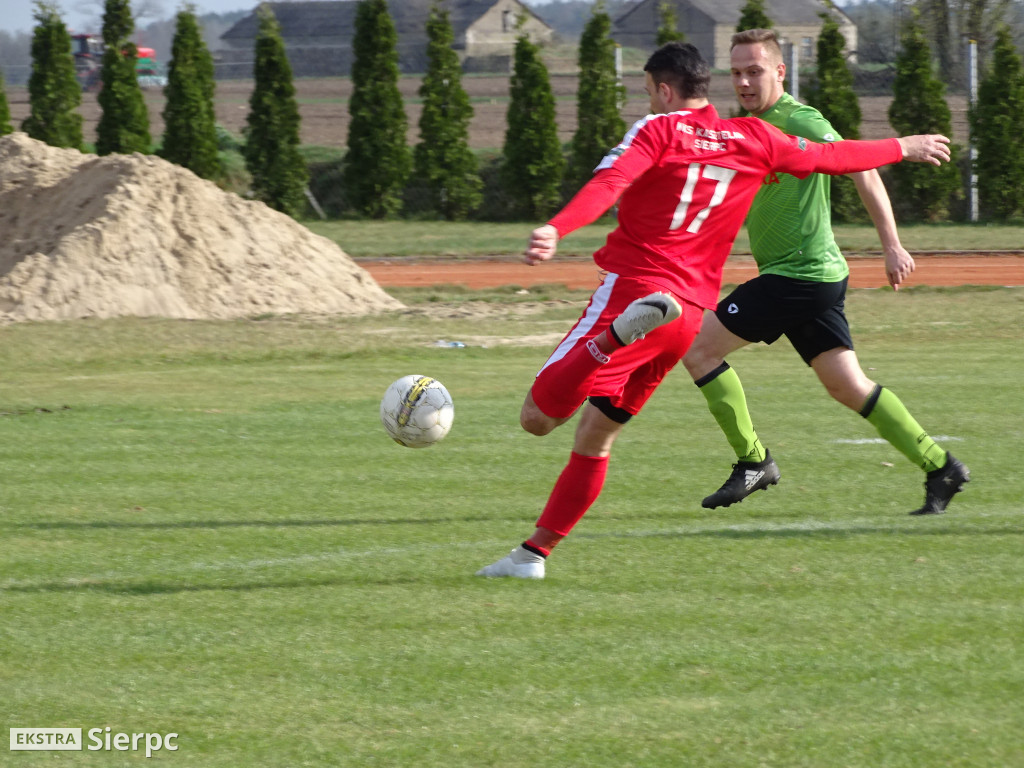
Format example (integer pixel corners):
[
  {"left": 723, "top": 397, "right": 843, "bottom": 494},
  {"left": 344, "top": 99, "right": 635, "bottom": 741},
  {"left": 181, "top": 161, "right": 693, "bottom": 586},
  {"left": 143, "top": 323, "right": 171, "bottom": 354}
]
[{"left": 533, "top": 273, "right": 703, "bottom": 417}]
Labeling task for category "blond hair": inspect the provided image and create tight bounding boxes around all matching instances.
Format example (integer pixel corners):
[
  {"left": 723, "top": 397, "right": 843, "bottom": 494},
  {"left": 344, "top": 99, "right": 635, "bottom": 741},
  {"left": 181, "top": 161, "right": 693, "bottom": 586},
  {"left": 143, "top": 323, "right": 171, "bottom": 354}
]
[{"left": 731, "top": 28, "right": 783, "bottom": 62}]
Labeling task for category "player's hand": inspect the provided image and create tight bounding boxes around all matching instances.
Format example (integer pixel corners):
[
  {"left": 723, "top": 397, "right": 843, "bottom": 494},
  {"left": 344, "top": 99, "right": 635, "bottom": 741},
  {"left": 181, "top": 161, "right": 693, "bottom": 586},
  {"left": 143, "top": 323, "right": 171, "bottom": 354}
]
[
  {"left": 524, "top": 224, "right": 559, "bottom": 266},
  {"left": 898, "top": 134, "right": 951, "bottom": 166},
  {"left": 884, "top": 246, "right": 916, "bottom": 291}
]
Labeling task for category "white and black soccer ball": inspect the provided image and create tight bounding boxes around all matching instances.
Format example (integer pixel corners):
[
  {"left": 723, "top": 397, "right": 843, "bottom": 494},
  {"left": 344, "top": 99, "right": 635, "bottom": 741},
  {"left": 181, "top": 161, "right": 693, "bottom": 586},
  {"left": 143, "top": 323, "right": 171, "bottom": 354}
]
[{"left": 380, "top": 375, "right": 454, "bottom": 448}]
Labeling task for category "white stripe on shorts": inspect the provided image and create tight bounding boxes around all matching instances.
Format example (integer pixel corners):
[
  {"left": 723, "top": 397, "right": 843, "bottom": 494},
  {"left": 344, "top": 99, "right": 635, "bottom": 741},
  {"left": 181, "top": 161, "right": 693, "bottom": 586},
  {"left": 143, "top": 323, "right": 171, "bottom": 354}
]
[{"left": 537, "top": 272, "right": 618, "bottom": 377}]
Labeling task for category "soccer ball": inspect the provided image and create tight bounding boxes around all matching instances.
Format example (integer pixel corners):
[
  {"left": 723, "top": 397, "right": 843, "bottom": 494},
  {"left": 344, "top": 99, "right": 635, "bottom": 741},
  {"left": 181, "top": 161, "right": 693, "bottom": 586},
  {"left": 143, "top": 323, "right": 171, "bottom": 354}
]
[{"left": 380, "top": 375, "right": 454, "bottom": 448}]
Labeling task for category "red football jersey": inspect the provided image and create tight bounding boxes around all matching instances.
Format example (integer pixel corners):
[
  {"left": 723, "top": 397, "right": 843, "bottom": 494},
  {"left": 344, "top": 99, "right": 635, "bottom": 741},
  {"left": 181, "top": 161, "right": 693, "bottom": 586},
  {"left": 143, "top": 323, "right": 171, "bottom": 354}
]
[{"left": 549, "top": 104, "right": 901, "bottom": 309}]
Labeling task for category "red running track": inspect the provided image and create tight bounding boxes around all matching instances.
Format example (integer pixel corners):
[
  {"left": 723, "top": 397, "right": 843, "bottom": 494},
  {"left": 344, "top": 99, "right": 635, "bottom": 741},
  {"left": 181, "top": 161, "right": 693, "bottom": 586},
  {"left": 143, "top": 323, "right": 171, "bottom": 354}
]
[{"left": 360, "top": 254, "right": 1024, "bottom": 290}]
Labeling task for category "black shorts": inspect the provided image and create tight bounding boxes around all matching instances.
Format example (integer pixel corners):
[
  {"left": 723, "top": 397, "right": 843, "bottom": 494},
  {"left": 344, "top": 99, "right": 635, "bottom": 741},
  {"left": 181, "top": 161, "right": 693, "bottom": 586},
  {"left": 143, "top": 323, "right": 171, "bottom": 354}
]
[{"left": 714, "top": 274, "right": 853, "bottom": 365}]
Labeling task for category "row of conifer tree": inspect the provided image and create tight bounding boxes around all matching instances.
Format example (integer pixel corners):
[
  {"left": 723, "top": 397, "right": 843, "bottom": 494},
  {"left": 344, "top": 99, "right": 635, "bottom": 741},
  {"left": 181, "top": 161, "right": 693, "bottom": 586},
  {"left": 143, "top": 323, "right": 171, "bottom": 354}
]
[{"left": 2, "top": 0, "right": 1022, "bottom": 222}]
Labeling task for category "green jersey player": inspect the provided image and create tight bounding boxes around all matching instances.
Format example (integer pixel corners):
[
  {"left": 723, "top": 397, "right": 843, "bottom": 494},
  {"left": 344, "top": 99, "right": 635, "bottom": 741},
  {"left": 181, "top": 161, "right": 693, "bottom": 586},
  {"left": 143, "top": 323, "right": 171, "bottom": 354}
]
[{"left": 681, "top": 28, "right": 969, "bottom": 516}]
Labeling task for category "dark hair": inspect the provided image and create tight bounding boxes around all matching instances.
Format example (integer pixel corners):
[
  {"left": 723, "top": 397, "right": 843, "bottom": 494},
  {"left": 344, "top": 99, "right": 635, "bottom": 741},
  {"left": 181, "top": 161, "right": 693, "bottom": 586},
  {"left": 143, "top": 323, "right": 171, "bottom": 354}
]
[
  {"left": 643, "top": 42, "right": 710, "bottom": 100},
  {"left": 731, "top": 28, "right": 783, "bottom": 61}
]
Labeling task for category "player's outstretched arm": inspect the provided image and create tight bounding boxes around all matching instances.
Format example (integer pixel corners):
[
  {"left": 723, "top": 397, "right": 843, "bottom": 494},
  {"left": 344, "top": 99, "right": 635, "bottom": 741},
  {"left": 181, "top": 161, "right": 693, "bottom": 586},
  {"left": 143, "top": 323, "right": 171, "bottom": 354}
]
[
  {"left": 897, "top": 134, "right": 951, "bottom": 166},
  {"left": 524, "top": 224, "right": 559, "bottom": 266}
]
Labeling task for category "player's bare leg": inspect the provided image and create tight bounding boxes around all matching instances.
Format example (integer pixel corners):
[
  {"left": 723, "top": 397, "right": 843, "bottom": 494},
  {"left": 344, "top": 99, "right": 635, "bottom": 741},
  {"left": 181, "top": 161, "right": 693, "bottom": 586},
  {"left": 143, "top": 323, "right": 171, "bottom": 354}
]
[
  {"left": 519, "top": 389, "right": 574, "bottom": 436},
  {"left": 682, "top": 311, "right": 751, "bottom": 380},
  {"left": 809, "top": 347, "right": 874, "bottom": 410}
]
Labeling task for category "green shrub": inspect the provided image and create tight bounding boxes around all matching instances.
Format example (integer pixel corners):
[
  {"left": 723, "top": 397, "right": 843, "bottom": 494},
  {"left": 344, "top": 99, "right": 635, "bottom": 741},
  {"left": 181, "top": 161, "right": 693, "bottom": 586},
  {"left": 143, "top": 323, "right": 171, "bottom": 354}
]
[
  {"left": 243, "top": 5, "right": 308, "bottom": 216},
  {"left": 344, "top": 0, "right": 411, "bottom": 218},
  {"left": 970, "top": 25, "right": 1024, "bottom": 220},
  {"left": 565, "top": 3, "right": 626, "bottom": 194},
  {"left": 21, "top": 1, "right": 82, "bottom": 149},
  {"left": 96, "top": 0, "right": 151, "bottom": 155},
  {"left": 409, "top": 4, "right": 482, "bottom": 220},
  {"left": 159, "top": 5, "right": 221, "bottom": 180},
  {"left": 501, "top": 33, "right": 564, "bottom": 220},
  {"left": 887, "top": 12, "right": 962, "bottom": 221}
]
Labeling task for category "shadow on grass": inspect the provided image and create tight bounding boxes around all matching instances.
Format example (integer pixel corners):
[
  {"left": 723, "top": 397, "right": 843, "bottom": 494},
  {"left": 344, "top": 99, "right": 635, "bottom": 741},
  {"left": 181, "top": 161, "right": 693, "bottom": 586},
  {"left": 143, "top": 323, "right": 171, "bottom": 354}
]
[
  {"left": 10, "top": 516, "right": 494, "bottom": 530},
  {"left": 0, "top": 576, "right": 426, "bottom": 596}
]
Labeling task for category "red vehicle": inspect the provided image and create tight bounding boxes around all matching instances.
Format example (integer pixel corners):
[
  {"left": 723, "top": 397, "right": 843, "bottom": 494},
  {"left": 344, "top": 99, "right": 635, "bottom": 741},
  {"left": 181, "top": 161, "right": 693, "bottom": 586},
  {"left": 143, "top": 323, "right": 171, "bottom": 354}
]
[{"left": 71, "top": 33, "right": 104, "bottom": 91}]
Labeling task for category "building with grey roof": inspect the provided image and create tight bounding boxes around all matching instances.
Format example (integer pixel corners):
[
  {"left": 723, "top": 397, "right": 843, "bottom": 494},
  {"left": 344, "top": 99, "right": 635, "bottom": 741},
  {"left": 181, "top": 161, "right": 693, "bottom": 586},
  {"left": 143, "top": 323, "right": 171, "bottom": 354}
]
[
  {"left": 612, "top": 0, "right": 857, "bottom": 70},
  {"left": 217, "top": 0, "right": 554, "bottom": 78}
]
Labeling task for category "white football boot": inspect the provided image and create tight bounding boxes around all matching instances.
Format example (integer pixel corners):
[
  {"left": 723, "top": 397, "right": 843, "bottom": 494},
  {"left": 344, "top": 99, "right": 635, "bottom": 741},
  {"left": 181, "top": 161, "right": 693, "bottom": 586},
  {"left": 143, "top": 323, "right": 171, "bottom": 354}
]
[
  {"left": 611, "top": 292, "right": 683, "bottom": 345},
  {"left": 475, "top": 545, "right": 545, "bottom": 579}
]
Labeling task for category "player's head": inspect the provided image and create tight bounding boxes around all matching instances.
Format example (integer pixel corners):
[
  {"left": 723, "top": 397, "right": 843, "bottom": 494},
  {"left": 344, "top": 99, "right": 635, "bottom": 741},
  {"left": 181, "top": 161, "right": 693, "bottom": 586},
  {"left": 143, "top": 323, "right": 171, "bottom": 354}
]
[
  {"left": 643, "top": 42, "right": 711, "bottom": 113},
  {"left": 730, "top": 28, "right": 785, "bottom": 116}
]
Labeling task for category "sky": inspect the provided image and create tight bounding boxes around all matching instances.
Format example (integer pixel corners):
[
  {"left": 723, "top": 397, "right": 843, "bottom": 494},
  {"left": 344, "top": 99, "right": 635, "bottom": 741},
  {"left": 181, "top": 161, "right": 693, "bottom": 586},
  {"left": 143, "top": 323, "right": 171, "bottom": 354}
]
[
  {"left": 1, "top": 0, "right": 564, "bottom": 35},
  {"left": 3, "top": 0, "right": 255, "bottom": 35}
]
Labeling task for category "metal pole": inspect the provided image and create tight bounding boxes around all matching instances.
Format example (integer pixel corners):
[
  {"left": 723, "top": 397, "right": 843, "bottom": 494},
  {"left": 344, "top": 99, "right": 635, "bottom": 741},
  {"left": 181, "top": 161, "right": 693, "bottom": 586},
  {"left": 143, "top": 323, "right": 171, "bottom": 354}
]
[
  {"left": 616, "top": 44, "right": 625, "bottom": 108},
  {"left": 967, "top": 39, "right": 978, "bottom": 222},
  {"left": 782, "top": 42, "right": 798, "bottom": 102}
]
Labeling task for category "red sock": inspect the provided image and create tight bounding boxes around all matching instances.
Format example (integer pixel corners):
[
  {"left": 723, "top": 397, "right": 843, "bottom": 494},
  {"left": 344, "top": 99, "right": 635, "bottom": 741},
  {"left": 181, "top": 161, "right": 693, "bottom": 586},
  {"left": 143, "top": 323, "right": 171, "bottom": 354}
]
[
  {"left": 532, "top": 340, "right": 611, "bottom": 419},
  {"left": 535, "top": 452, "right": 609, "bottom": 537},
  {"left": 521, "top": 540, "right": 551, "bottom": 557}
]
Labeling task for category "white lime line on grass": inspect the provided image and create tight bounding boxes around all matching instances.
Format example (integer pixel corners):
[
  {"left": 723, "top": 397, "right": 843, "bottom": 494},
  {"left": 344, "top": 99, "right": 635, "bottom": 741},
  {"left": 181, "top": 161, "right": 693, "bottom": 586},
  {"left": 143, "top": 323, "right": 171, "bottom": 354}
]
[
  {"left": 0, "top": 516, "right": 956, "bottom": 591},
  {"left": 833, "top": 435, "right": 964, "bottom": 444}
]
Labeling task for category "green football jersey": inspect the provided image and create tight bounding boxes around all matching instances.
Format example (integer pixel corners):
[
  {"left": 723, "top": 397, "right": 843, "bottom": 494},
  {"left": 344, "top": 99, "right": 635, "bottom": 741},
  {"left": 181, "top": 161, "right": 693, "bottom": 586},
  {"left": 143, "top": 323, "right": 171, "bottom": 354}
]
[{"left": 745, "top": 93, "right": 850, "bottom": 282}]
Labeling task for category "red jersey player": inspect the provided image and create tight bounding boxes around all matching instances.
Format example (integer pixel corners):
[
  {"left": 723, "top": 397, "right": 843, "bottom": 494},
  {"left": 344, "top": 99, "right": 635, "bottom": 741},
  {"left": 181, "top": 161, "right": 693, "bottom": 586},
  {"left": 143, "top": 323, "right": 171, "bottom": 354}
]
[{"left": 476, "top": 42, "right": 951, "bottom": 579}]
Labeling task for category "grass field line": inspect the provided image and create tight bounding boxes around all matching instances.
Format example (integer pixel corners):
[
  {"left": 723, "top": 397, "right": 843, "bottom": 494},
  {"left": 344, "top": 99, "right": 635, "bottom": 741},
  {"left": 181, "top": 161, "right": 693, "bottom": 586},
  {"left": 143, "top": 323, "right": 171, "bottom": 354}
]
[
  {"left": 4, "top": 513, "right": 1010, "bottom": 592},
  {"left": 59, "top": 363, "right": 338, "bottom": 381},
  {"left": 833, "top": 434, "right": 964, "bottom": 444},
  {"left": 61, "top": 368, "right": 218, "bottom": 381}
]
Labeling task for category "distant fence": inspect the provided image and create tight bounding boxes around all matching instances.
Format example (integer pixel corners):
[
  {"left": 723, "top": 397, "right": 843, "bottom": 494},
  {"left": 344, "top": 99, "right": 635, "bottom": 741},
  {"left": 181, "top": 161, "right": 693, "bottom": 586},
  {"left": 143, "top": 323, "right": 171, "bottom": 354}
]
[{"left": 2, "top": 65, "right": 31, "bottom": 86}]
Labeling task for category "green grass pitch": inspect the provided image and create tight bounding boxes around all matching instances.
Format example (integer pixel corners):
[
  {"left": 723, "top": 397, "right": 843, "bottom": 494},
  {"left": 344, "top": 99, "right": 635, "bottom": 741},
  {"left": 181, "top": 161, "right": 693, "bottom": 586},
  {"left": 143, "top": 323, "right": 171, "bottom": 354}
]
[{"left": 1, "top": 285, "right": 1021, "bottom": 767}]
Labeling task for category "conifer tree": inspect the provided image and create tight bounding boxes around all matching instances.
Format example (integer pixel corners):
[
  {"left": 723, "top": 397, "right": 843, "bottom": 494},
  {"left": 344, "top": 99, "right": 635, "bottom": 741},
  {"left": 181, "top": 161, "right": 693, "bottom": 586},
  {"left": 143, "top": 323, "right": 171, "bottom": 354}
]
[
  {"left": 566, "top": 2, "right": 625, "bottom": 192},
  {"left": 159, "top": 4, "right": 221, "bottom": 180},
  {"left": 502, "top": 32, "right": 564, "bottom": 219},
  {"left": 809, "top": 12, "right": 863, "bottom": 222},
  {"left": 970, "top": 25, "right": 1024, "bottom": 220},
  {"left": 96, "top": 0, "right": 151, "bottom": 155},
  {"left": 656, "top": 1, "right": 684, "bottom": 45},
  {"left": 344, "top": 0, "right": 411, "bottom": 218},
  {"left": 887, "top": 13, "right": 961, "bottom": 221},
  {"left": 736, "top": 0, "right": 773, "bottom": 32},
  {"left": 21, "top": 1, "right": 82, "bottom": 149},
  {"left": 411, "top": 3, "right": 481, "bottom": 220},
  {"left": 243, "top": 5, "right": 308, "bottom": 216},
  {"left": 0, "top": 70, "right": 12, "bottom": 136},
  {"left": 810, "top": 14, "right": 859, "bottom": 139}
]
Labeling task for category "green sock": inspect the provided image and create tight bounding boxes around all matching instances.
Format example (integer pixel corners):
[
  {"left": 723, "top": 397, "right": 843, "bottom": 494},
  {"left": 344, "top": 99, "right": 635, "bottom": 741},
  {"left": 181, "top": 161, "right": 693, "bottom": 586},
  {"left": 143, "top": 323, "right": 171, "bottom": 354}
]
[
  {"left": 696, "top": 363, "right": 765, "bottom": 463},
  {"left": 861, "top": 386, "right": 947, "bottom": 472}
]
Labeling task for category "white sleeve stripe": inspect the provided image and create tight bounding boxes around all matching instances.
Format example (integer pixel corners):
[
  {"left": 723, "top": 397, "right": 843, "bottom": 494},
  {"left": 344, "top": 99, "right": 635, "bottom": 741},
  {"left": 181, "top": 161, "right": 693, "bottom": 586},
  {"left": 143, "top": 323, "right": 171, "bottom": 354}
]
[{"left": 593, "top": 110, "right": 693, "bottom": 172}]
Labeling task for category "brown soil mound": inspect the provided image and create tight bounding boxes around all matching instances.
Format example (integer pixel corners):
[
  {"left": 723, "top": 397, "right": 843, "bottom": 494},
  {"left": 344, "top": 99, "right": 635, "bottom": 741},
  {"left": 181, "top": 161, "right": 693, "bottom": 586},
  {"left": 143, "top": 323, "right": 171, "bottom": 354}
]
[{"left": 0, "top": 132, "right": 401, "bottom": 323}]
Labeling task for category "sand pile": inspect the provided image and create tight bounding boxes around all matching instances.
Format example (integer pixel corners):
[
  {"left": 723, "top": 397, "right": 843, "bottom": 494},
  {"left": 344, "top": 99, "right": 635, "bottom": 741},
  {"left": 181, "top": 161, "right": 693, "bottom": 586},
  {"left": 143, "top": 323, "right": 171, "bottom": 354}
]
[{"left": 0, "top": 132, "right": 402, "bottom": 322}]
